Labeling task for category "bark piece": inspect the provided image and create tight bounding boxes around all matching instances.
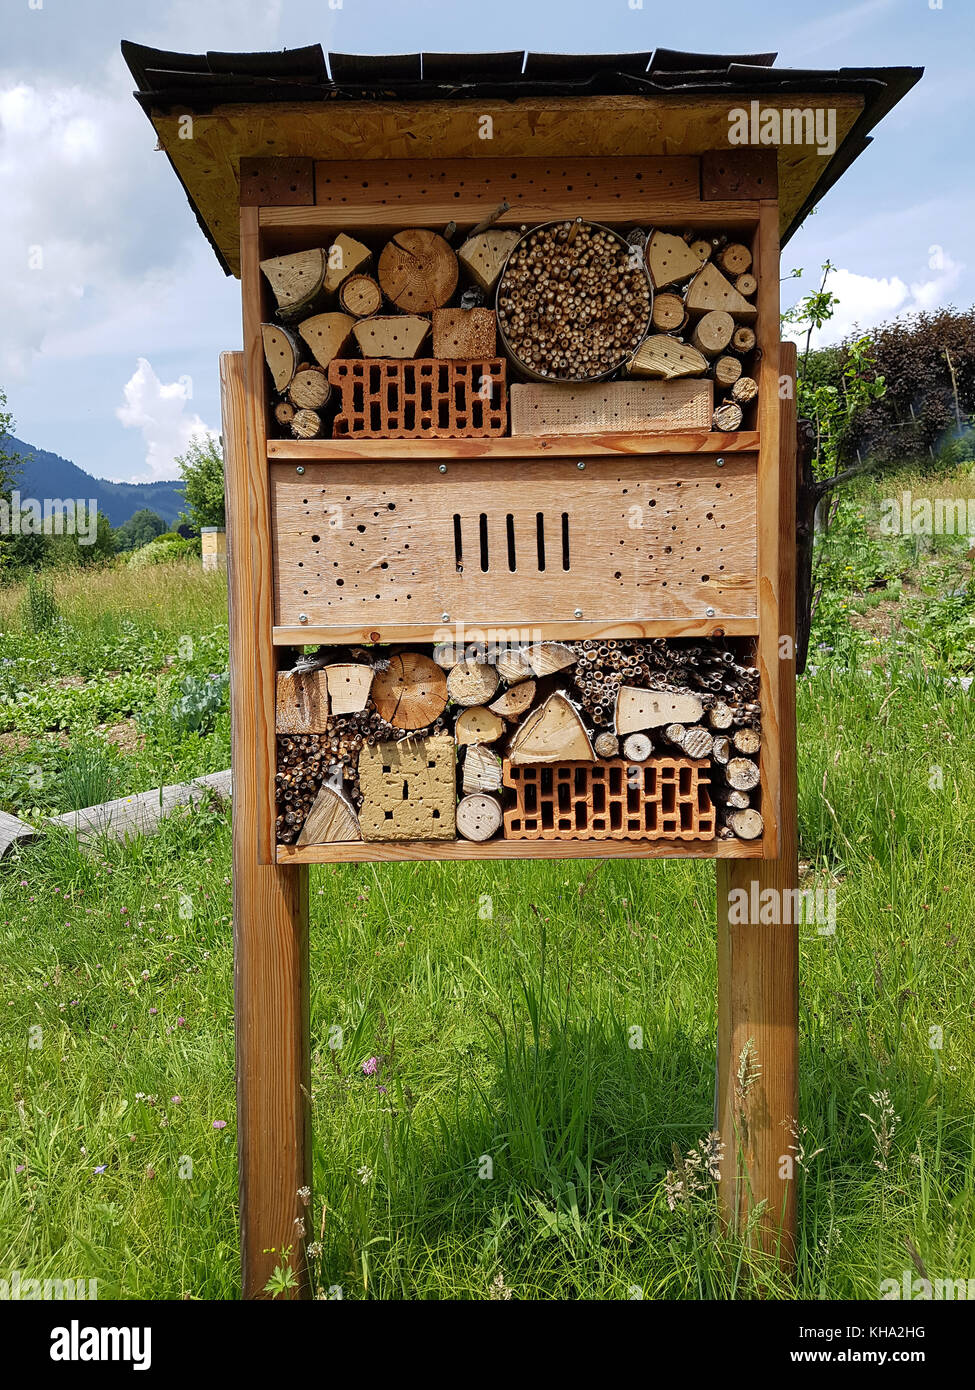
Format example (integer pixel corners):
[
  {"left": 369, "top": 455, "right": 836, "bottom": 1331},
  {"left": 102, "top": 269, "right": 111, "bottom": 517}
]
[
  {"left": 379, "top": 229, "right": 458, "bottom": 312},
  {"left": 456, "top": 793, "right": 502, "bottom": 842},
  {"left": 690, "top": 310, "right": 734, "bottom": 358},
  {"left": 622, "top": 732, "right": 652, "bottom": 761},
  {"left": 276, "top": 668, "right": 329, "bottom": 734},
  {"left": 358, "top": 735, "right": 456, "bottom": 841},
  {"left": 298, "top": 312, "right": 356, "bottom": 368},
  {"left": 287, "top": 365, "right": 331, "bottom": 410},
  {"left": 323, "top": 663, "right": 374, "bottom": 714},
  {"left": 371, "top": 653, "right": 447, "bottom": 729},
  {"left": 616, "top": 684, "right": 703, "bottom": 733},
  {"left": 628, "top": 335, "right": 708, "bottom": 380},
  {"left": 296, "top": 784, "right": 360, "bottom": 845},
  {"left": 462, "top": 744, "right": 503, "bottom": 794},
  {"left": 432, "top": 307, "right": 497, "bottom": 358},
  {"left": 508, "top": 693, "right": 595, "bottom": 764},
  {"left": 261, "top": 323, "right": 300, "bottom": 393},
  {"left": 646, "top": 230, "right": 702, "bottom": 288},
  {"left": 447, "top": 659, "right": 499, "bottom": 707},
  {"left": 455, "top": 706, "right": 505, "bottom": 745},
  {"left": 685, "top": 263, "right": 757, "bottom": 319},
  {"left": 338, "top": 273, "right": 383, "bottom": 318},
  {"left": 353, "top": 315, "right": 430, "bottom": 358},
  {"left": 527, "top": 642, "right": 577, "bottom": 677},
  {"left": 488, "top": 679, "right": 536, "bottom": 722},
  {"left": 726, "top": 807, "right": 764, "bottom": 840},
  {"left": 457, "top": 229, "right": 520, "bottom": 293}
]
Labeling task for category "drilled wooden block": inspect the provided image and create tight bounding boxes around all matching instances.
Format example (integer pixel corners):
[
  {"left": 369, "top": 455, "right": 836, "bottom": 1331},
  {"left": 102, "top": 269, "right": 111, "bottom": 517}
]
[
  {"left": 502, "top": 758, "right": 715, "bottom": 841},
  {"left": 276, "top": 669, "right": 329, "bottom": 734},
  {"left": 432, "top": 308, "right": 497, "bottom": 359},
  {"left": 239, "top": 156, "right": 315, "bottom": 206},
  {"left": 359, "top": 735, "right": 456, "bottom": 840},
  {"left": 328, "top": 358, "right": 507, "bottom": 438},
  {"left": 510, "top": 379, "right": 713, "bottom": 437}
]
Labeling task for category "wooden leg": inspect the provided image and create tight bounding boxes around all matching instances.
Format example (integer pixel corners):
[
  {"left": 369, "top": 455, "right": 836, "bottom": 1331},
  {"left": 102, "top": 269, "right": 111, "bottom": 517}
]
[
  {"left": 716, "top": 340, "right": 799, "bottom": 1264},
  {"left": 222, "top": 351, "right": 312, "bottom": 1299}
]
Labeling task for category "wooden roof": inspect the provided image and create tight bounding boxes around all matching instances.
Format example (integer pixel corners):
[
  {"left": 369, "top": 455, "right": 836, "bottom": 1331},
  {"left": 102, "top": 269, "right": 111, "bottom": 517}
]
[{"left": 122, "top": 44, "right": 921, "bottom": 276}]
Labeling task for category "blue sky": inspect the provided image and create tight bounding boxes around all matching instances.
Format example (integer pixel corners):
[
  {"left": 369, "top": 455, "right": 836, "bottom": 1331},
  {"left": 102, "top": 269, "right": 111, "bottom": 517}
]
[{"left": 0, "top": 0, "right": 971, "bottom": 484}]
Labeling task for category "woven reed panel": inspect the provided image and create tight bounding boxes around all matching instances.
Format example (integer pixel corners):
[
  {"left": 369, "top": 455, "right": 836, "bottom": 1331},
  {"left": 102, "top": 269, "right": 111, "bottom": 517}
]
[
  {"left": 509, "top": 379, "right": 713, "bottom": 437},
  {"left": 270, "top": 455, "right": 757, "bottom": 627},
  {"left": 329, "top": 358, "right": 506, "bottom": 438},
  {"left": 502, "top": 758, "right": 716, "bottom": 841}
]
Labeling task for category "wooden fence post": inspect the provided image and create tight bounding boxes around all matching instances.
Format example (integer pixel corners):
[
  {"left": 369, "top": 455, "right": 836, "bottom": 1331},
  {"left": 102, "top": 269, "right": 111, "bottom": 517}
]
[
  {"left": 716, "top": 339, "right": 799, "bottom": 1264},
  {"left": 221, "top": 350, "right": 312, "bottom": 1299}
]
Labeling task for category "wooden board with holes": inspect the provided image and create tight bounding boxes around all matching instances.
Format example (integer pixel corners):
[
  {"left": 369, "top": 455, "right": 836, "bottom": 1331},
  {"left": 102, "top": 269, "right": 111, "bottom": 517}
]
[{"left": 269, "top": 455, "right": 757, "bottom": 629}]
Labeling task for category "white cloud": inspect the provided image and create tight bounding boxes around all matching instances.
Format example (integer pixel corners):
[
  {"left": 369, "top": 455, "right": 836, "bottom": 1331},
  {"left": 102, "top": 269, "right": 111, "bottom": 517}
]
[
  {"left": 116, "top": 358, "right": 216, "bottom": 481},
  {"left": 785, "top": 251, "right": 965, "bottom": 347}
]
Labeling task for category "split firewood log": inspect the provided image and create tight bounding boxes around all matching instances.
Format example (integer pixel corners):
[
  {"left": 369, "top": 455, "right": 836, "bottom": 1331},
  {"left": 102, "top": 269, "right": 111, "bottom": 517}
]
[
  {"left": 690, "top": 310, "right": 735, "bottom": 358},
  {"left": 726, "top": 757, "right": 760, "bottom": 791},
  {"left": 457, "top": 229, "right": 520, "bottom": 293},
  {"left": 713, "top": 355, "right": 742, "bottom": 389},
  {"left": 260, "top": 249, "right": 330, "bottom": 319},
  {"left": 276, "top": 668, "right": 329, "bottom": 734},
  {"left": 287, "top": 365, "right": 331, "bottom": 411},
  {"left": 495, "top": 646, "right": 534, "bottom": 684},
  {"left": 447, "top": 659, "right": 499, "bottom": 707},
  {"left": 324, "top": 234, "right": 371, "bottom": 294},
  {"left": 454, "top": 706, "right": 505, "bottom": 745},
  {"left": 645, "top": 230, "right": 702, "bottom": 289},
  {"left": 622, "top": 732, "right": 652, "bottom": 761},
  {"left": 462, "top": 743, "right": 503, "bottom": 794},
  {"left": 261, "top": 323, "right": 301, "bottom": 392},
  {"left": 508, "top": 693, "right": 595, "bottom": 764},
  {"left": 593, "top": 731, "right": 620, "bottom": 758},
  {"left": 353, "top": 315, "right": 430, "bottom": 358},
  {"left": 616, "top": 685, "right": 703, "bottom": 733},
  {"left": 323, "top": 663, "right": 374, "bottom": 714},
  {"left": 488, "top": 679, "right": 536, "bottom": 722},
  {"left": 298, "top": 312, "right": 356, "bottom": 368},
  {"left": 338, "top": 273, "right": 383, "bottom": 318},
  {"left": 685, "top": 263, "right": 757, "bottom": 320},
  {"left": 456, "top": 793, "right": 502, "bottom": 842},
  {"left": 296, "top": 784, "right": 360, "bottom": 845},
  {"left": 527, "top": 642, "right": 577, "bottom": 677},
  {"left": 371, "top": 653, "right": 448, "bottom": 729},
  {"left": 726, "top": 807, "right": 764, "bottom": 840},
  {"left": 290, "top": 407, "right": 323, "bottom": 439},
  {"left": 379, "top": 229, "right": 458, "bottom": 312},
  {"left": 432, "top": 307, "right": 497, "bottom": 358},
  {"left": 627, "top": 335, "right": 708, "bottom": 380}
]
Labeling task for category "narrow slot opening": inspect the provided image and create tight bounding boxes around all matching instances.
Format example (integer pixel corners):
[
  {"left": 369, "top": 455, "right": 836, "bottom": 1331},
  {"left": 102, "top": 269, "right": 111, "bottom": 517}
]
[
  {"left": 536, "top": 512, "right": 546, "bottom": 571},
  {"left": 506, "top": 514, "right": 516, "bottom": 571},
  {"left": 479, "top": 514, "right": 489, "bottom": 572},
  {"left": 561, "top": 512, "right": 570, "bottom": 570},
  {"left": 453, "top": 514, "right": 463, "bottom": 570}
]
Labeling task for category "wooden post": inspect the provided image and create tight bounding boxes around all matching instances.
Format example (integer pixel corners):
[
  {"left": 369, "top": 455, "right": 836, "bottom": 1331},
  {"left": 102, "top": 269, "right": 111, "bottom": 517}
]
[
  {"left": 716, "top": 339, "right": 799, "bottom": 1264},
  {"left": 221, "top": 350, "right": 312, "bottom": 1299}
]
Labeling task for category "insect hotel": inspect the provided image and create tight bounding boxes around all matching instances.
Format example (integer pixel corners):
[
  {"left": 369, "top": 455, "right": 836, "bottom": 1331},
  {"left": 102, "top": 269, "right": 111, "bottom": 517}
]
[{"left": 125, "top": 41, "right": 919, "bottom": 1296}]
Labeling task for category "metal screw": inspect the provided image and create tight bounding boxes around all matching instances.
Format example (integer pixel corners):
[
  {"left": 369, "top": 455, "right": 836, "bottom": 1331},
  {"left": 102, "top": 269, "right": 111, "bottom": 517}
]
[
  {"left": 715, "top": 457, "right": 725, "bottom": 468},
  {"left": 577, "top": 461, "right": 586, "bottom": 470},
  {"left": 299, "top": 613, "right": 309, "bottom": 625},
  {"left": 439, "top": 464, "right": 447, "bottom": 474},
  {"left": 441, "top": 613, "right": 450, "bottom": 623},
  {"left": 574, "top": 608, "right": 583, "bottom": 618},
  {"left": 296, "top": 465, "right": 305, "bottom": 475},
  {"left": 705, "top": 607, "right": 715, "bottom": 618}
]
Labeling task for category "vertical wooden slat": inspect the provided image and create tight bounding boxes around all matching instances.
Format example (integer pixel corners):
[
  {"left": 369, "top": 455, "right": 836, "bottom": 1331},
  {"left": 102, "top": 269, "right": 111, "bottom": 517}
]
[
  {"left": 222, "top": 350, "right": 311, "bottom": 1300},
  {"left": 716, "top": 340, "right": 799, "bottom": 1265}
]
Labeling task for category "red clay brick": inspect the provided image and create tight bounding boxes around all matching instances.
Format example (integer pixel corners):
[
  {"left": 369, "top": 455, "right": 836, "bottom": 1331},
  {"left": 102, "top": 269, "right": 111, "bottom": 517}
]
[{"left": 328, "top": 358, "right": 507, "bottom": 438}]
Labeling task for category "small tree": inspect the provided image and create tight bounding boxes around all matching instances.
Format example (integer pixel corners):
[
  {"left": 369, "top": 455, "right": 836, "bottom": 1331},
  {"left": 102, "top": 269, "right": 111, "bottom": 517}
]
[
  {"left": 176, "top": 434, "right": 225, "bottom": 531},
  {"left": 115, "top": 507, "right": 167, "bottom": 551}
]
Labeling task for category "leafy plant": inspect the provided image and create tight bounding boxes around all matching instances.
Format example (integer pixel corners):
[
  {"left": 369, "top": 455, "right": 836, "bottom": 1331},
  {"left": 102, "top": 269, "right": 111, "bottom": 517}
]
[
  {"left": 60, "top": 741, "right": 120, "bottom": 812},
  {"left": 19, "top": 574, "right": 59, "bottom": 632},
  {"left": 176, "top": 435, "right": 225, "bottom": 531},
  {"left": 169, "top": 672, "right": 229, "bottom": 736}
]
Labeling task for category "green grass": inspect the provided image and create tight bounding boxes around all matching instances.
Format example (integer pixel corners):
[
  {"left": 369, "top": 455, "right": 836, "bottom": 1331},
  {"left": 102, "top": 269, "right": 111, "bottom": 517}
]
[{"left": 1, "top": 499, "right": 975, "bottom": 1299}]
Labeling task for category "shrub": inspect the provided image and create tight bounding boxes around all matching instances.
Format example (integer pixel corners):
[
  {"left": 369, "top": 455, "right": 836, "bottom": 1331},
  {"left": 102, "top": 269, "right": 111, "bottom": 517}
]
[
  {"left": 127, "top": 534, "right": 198, "bottom": 568},
  {"left": 19, "top": 573, "right": 59, "bottom": 632}
]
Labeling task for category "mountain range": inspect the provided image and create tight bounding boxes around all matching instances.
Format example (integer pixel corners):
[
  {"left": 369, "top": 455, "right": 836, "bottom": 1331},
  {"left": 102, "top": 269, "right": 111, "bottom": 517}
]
[{"left": 2, "top": 436, "right": 185, "bottom": 527}]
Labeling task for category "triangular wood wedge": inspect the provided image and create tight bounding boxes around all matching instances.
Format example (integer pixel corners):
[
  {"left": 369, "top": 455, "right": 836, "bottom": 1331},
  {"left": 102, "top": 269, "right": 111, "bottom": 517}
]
[
  {"left": 508, "top": 693, "right": 595, "bottom": 764},
  {"left": 298, "top": 313, "right": 356, "bottom": 368},
  {"left": 616, "top": 685, "right": 704, "bottom": 734},
  {"left": 628, "top": 335, "right": 708, "bottom": 380},
  {"left": 646, "top": 231, "right": 703, "bottom": 289},
  {"left": 527, "top": 642, "right": 577, "bottom": 677},
  {"left": 324, "top": 234, "right": 371, "bottom": 293},
  {"left": 457, "top": 229, "right": 521, "bottom": 293},
  {"left": 353, "top": 315, "right": 430, "bottom": 359},
  {"left": 297, "top": 784, "right": 360, "bottom": 845},
  {"left": 685, "top": 263, "right": 757, "bottom": 320},
  {"left": 261, "top": 324, "right": 300, "bottom": 393},
  {"left": 323, "top": 663, "right": 374, "bottom": 714},
  {"left": 260, "top": 248, "right": 328, "bottom": 315}
]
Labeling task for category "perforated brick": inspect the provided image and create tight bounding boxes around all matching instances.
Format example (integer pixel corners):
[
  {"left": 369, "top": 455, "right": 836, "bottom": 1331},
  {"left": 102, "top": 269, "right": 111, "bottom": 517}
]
[
  {"left": 358, "top": 735, "right": 456, "bottom": 841},
  {"left": 328, "top": 358, "right": 507, "bottom": 438},
  {"left": 502, "top": 758, "right": 716, "bottom": 841}
]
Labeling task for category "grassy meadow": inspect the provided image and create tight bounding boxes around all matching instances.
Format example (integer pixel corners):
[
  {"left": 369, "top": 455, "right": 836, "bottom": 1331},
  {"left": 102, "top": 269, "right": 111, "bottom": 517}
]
[{"left": 1, "top": 465, "right": 975, "bottom": 1300}]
